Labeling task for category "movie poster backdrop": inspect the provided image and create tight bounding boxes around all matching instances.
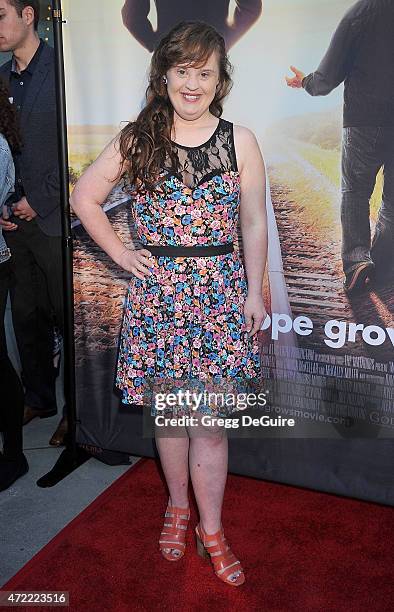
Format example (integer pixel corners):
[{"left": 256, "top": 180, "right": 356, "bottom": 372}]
[{"left": 62, "top": 0, "right": 394, "bottom": 504}]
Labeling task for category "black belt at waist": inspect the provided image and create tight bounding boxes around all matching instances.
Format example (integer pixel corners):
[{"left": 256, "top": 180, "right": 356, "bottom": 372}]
[{"left": 144, "top": 243, "right": 234, "bottom": 258}]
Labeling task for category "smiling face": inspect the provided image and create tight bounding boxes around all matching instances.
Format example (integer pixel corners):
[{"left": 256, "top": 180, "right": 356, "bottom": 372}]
[
  {"left": 0, "top": 0, "right": 33, "bottom": 52},
  {"left": 166, "top": 51, "right": 221, "bottom": 123}
]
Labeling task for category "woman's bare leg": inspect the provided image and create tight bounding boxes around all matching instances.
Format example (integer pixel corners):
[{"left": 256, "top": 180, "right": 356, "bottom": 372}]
[
  {"left": 154, "top": 428, "right": 190, "bottom": 508},
  {"left": 155, "top": 426, "right": 190, "bottom": 556},
  {"left": 187, "top": 416, "right": 228, "bottom": 534},
  {"left": 188, "top": 415, "right": 243, "bottom": 580}
]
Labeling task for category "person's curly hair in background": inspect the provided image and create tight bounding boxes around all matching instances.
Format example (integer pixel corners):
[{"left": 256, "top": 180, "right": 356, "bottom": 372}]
[{"left": 0, "top": 76, "right": 22, "bottom": 153}]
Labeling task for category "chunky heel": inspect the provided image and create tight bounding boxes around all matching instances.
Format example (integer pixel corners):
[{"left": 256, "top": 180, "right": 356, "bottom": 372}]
[
  {"left": 159, "top": 505, "right": 190, "bottom": 561},
  {"left": 195, "top": 524, "right": 245, "bottom": 586},
  {"left": 196, "top": 532, "right": 210, "bottom": 560}
]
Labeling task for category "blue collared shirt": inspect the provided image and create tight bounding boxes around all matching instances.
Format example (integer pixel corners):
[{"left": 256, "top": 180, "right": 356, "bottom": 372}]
[{"left": 0, "top": 133, "right": 15, "bottom": 263}]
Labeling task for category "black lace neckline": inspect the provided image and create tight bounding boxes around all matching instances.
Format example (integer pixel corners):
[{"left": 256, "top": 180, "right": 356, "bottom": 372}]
[
  {"left": 163, "top": 117, "right": 237, "bottom": 189},
  {"left": 171, "top": 118, "right": 222, "bottom": 150}
]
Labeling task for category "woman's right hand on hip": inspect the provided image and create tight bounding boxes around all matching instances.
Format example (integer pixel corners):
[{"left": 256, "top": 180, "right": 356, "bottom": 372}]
[{"left": 116, "top": 247, "right": 155, "bottom": 279}]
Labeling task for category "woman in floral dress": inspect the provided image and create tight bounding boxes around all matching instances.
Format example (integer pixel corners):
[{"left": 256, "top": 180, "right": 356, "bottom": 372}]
[{"left": 71, "top": 21, "right": 267, "bottom": 587}]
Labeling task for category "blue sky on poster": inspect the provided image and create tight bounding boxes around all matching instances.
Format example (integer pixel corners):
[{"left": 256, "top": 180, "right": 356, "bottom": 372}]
[{"left": 63, "top": 0, "right": 355, "bottom": 131}]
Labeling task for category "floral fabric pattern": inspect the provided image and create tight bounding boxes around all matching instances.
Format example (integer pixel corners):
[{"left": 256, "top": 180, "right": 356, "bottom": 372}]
[{"left": 115, "top": 119, "right": 263, "bottom": 416}]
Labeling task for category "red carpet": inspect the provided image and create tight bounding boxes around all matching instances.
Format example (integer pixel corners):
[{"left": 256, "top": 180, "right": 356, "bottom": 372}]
[{"left": 3, "top": 458, "right": 394, "bottom": 611}]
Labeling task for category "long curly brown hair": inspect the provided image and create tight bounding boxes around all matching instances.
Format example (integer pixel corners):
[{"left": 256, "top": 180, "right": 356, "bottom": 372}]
[
  {"left": 0, "top": 77, "right": 22, "bottom": 153},
  {"left": 118, "top": 21, "right": 233, "bottom": 193}
]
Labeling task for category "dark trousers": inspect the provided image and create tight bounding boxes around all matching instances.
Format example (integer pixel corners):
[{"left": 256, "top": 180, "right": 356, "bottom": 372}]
[
  {"left": 0, "top": 260, "right": 24, "bottom": 459},
  {"left": 4, "top": 219, "right": 64, "bottom": 413},
  {"left": 341, "top": 126, "right": 394, "bottom": 275}
]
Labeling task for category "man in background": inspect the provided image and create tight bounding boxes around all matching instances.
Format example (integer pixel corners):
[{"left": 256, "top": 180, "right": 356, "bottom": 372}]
[
  {"left": 286, "top": 0, "right": 394, "bottom": 294},
  {"left": 0, "top": 0, "right": 67, "bottom": 444},
  {"left": 121, "top": 0, "right": 263, "bottom": 51}
]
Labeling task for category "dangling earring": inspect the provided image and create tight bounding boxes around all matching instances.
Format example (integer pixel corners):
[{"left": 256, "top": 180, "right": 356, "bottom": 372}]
[{"left": 163, "top": 76, "right": 168, "bottom": 85}]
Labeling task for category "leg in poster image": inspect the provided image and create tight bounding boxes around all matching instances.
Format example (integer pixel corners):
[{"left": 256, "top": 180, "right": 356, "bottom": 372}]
[{"left": 340, "top": 126, "right": 394, "bottom": 294}]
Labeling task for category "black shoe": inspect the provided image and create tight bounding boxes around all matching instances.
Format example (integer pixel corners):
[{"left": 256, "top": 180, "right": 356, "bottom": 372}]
[
  {"left": 344, "top": 262, "right": 375, "bottom": 295},
  {"left": 0, "top": 453, "right": 29, "bottom": 492}
]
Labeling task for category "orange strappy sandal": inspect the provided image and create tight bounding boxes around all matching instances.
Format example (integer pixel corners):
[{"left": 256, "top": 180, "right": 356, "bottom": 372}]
[
  {"left": 159, "top": 505, "right": 190, "bottom": 561},
  {"left": 195, "top": 523, "right": 245, "bottom": 586}
]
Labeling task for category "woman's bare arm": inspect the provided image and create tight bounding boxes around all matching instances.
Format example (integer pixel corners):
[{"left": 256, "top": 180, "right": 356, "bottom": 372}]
[
  {"left": 70, "top": 136, "right": 135, "bottom": 264},
  {"left": 233, "top": 124, "right": 267, "bottom": 335},
  {"left": 70, "top": 135, "right": 153, "bottom": 278},
  {"left": 234, "top": 125, "right": 267, "bottom": 296}
]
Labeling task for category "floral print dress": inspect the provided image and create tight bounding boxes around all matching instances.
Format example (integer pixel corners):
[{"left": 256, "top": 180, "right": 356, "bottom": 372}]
[{"left": 115, "top": 118, "right": 263, "bottom": 416}]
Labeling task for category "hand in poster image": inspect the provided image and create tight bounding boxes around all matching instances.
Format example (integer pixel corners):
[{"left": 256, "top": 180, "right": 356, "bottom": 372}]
[
  {"left": 121, "top": 0, "right": 263, "bottom": 51},
  {"left": 285, "top": 0, "right": 394, "bottom": 296},
  {"left": 285, "top": 66, "right": 304, "bottom": 89}
]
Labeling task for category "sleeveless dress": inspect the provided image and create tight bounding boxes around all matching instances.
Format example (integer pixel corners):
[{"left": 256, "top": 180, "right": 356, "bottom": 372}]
[{"left": 115, "top": 118, "right": 263, "bottom": 416}]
